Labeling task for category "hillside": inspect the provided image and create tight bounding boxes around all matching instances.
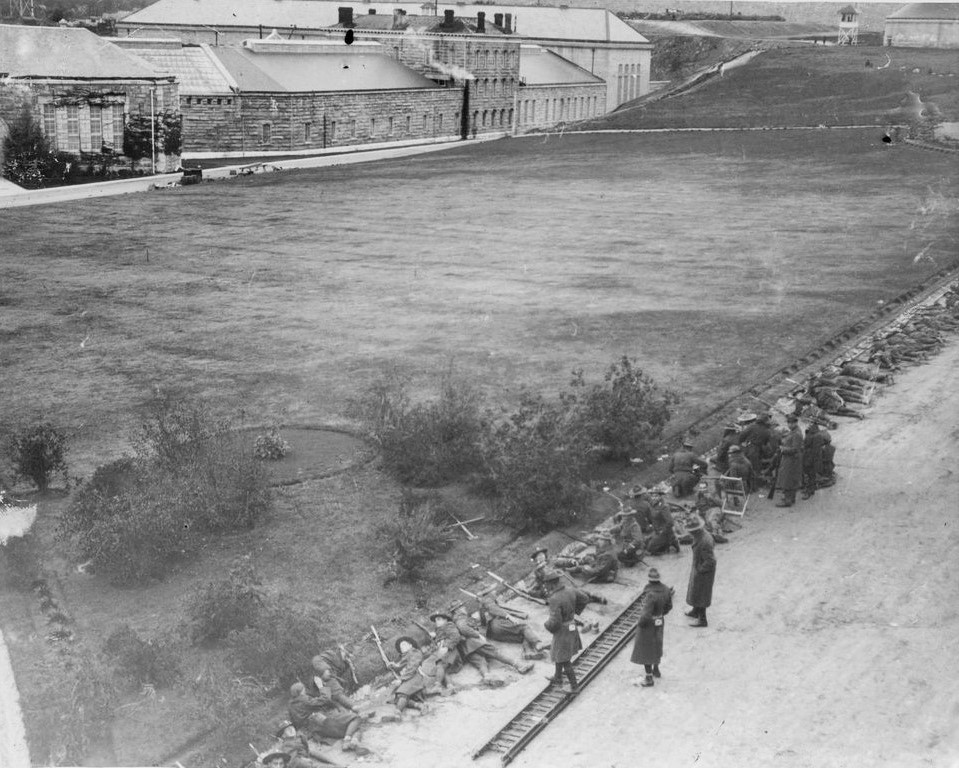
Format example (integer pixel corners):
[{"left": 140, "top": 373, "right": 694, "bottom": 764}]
[{"left": 584, "top": 46, "right": 959, "bottom": 130}]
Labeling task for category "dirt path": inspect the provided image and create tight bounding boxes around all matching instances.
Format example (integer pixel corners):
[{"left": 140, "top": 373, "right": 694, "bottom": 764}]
[
  {"left": 0, "top": 628, "right": 30, "bottom": 768},
  {"left": 366, "top": 340, "right": 959, "bottom": 768}
]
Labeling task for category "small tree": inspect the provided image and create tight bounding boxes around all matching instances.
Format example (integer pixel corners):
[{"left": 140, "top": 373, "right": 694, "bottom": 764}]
[
  {"left": 9, "top": 422, "right": 68, "bottom": 492},
  {"left": 1, "top": 107, "right": 64, "bottom": 189},
  {"left": 378, "top": 490, "right": 455, "bottom": 583},
  {"left": 122, "top": 112, "right": 153, "bottom": 172},
  {"left": 187, "top": 563, "right": 265, "bottom": 644}
]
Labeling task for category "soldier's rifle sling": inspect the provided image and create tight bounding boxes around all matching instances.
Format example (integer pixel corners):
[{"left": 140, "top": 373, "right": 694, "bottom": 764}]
[{"left": 369, "top": 625, "right": 401, "bottom": 681}]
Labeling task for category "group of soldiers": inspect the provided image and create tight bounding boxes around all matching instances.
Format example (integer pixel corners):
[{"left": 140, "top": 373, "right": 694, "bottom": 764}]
[{"left": 252, "top": 291, "right": 959, "bottom": 766}]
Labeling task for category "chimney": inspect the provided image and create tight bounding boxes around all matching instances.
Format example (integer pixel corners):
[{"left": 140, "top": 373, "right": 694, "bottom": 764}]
[
  {"left": 477, "top": 11, "right": 485, "bottom": 31},
  {"left": 392, "top": 8, "right": 407, "bottom": 28},
  {"left": 443, "top": 9, "right": 455, "bottom": 26},
  {"left": 338, "top": 7, "right": 354, "bottom": 27},
  {"left": 493, "top": 12, "right": 503, "bottom": 27},
  {"left": 368, "top": 8, "right": 376, "bottom": 13},
  {"left": 504, "top": 12, "right": 512, "bottom": 33}
]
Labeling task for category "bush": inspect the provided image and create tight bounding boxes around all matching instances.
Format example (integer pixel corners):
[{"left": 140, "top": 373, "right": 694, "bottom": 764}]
[
  {"left": 478, "top": 393, "right": 591, "bottom": 531},
  {"left": 1, "top": 107, "right": 67, "bottom": 189},
  {"left": 187, "top": 563, "right": 265, "bottom": 644},
  {"left": 353, "top": 369, "right": 484, "bottom": 486},
  {"left": 63, "top": 457, "right": 139, "bottom": 531},
  {"left": 102, "top": 624, "right": 181, "bottom": 689},
  {"left": 378, "top": 490, "right": 456, "bottom": 583},
  {"left": 228, "top": 598, "right": 328, "bottom": 689},
  {"left": 254, "top": 427, "right": 291, "bottom": 461},
  {"left": 570, "top": 356, "right": 679, "bottom": 462},
  {"left": 8, "top": 422, "right": 68, "bottom": 492},
  {"left": 191, "top": 659, "right": 268, "bottom": 742}
]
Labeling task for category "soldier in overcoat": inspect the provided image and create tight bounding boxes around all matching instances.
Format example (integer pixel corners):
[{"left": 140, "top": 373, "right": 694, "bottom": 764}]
[
  {"left": 543, "top": 570, "right": 588, "bottom": 693},
  {"left": 775, "top": 415, "right": 804, "bottom": 507},
  {"left": 685, "top": 516, "right": 716, "bottom": 628},
  {"left": 802, "top": 422, "right": 825, "bottom": 499},
  {"left": 630, "top": 568, "right": 673, "bottom": 687}
]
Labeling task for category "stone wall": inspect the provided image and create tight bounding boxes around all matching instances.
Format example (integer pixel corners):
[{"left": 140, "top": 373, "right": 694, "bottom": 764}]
[
  {"left": 181, "top": 86, "right": 466, "bottom": 153},
  {"left": 515, "top": 82, "right": 607, "bottom": 131},
  {"left": 543, "top": 43, "right": 651, "bottom": 110},
  {"left": 0, "top": 78, "right": 181, "bottom": 173}
]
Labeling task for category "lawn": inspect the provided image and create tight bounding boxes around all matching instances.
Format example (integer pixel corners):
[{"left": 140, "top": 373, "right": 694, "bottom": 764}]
[
  {"left": 596, "top": 45, "right": 959, "bottom": 129},
  {"left": 1, "top": 47, "right": 958, "bottom": 766}
]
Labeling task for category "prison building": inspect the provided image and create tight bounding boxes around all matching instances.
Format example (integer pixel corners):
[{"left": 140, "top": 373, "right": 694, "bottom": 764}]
[
  {"left": 515, "top": 45, "right": 606, "bottom": 131},
  {"left": 113, "top": 37, "right": 466, "bottom": 156}
]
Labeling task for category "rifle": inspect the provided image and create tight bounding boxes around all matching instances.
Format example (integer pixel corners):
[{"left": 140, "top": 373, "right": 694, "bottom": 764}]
[
  {"left": 486, "top": 570, "right": 548, "bottom": 606},
  {"left": 411, "top": 618, "right": 435, "bottom": 638},
  {"left": 337, "top": 643, "right": 359, "bottom": 688},
  {"left": 369, "top": 625, "right": 401, "bottom": 681},
  {"left": 459, "top": 587, "right": 528, "bottom": 619}
]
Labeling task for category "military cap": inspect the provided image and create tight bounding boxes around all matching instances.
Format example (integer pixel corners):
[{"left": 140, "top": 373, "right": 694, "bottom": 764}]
[
  {"left": 729, "top": 445, "right": 742, "bottom": 454},
  {"left": 429, "top": 611, "right": 452, "bottom": 623},
  {"left": 685, "top": 516, "right": 705, "bottom": 533},
  {"left": 647, "top": 568, "right": 661, "bottom": 582},
  {"left": 530, "top": 547, "right": 549, "bottom": 561},
  {"left": 394, "top": 636, "right": 419, "bottom": 653},
  {"left": 261, "top": 752, "right": 291, "bottom": 766}
]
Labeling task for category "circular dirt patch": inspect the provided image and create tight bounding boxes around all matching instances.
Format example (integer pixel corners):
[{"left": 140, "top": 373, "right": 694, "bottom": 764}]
[{"left": 246, "top": 427, "right": 370, "bottom": 485}]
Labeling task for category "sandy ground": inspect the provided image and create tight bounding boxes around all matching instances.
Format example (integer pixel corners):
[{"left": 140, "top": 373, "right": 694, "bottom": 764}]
[
  {"left": 0, "top": 628, "right": 30, "bottom": 768},
  {"left": 359, "top": 339, "right": 959, "bottom": 768}
]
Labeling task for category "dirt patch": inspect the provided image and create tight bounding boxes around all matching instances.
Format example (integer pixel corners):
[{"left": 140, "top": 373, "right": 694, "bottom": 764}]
[{"left": 243, "top": 427, "right": 370, "bottom": 485}]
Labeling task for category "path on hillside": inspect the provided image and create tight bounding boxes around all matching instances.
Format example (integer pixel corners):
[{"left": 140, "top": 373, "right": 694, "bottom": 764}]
[{"left": 0, "top": 628, "right": 30, "bottom": 768}]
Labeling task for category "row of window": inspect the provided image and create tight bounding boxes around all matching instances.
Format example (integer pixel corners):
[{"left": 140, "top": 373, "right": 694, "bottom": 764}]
[
  {"left": 41, "top": 103, "right": 125, "bottom": 154},
  {"left": 258, "top": 111, "right": 460, "bottom": 144},
  {"left": 617, "top": 63, "right": 642, "bottom": 103},
  {"left": 472, "top": 77, "right": 517, "bottom": 98},
  {"left": 517, "top": 95, "right": 600, "bottom": 125},
  {"left": 185, "top": 96, "right": 234, "bottom": 106},
  {"left": 471, "top": 108, "right": 513, "bottom": 129},
  {"left": 394, "top": 44, "right": 517, "bottom": 71}
]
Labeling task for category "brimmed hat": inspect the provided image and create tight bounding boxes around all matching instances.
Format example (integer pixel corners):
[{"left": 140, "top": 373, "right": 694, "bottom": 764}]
[
  {"left": 311, "top": 656, "right": 332, "bottom": 674},
  {"left": 722, "top": 424, "right": 738, "bottom": 434},
  {"left": 647, "top": 568, "right": 661, "bottom": 582},
  {"left": 540, "top": 568, "right": 562, "bottom": 584},
  {"left": 682, "top": 438, "right": 694, "bottom": 448},
  {"left": 529, "top": 547, "right": 548, "bottom": 561},
  {"left": 822, "top": 431, "right": 832, "bottom": 443},
  {"left": 614, "top": 508, "right": 637, "bottom": 519},
  {"left": 728, "top": 445, "right": 742, "bottom": 454},
  {"left": 685, "top": 516, "right": 706, "bottom": 533},
  {"left": 394, "top": 636, "right": 419, "bottom": 653},
  {"left": 429, "top": 611, "right": 452, "bottom": 623},
  {"left": 737, "top": 412, "right": 757, "bottom": 424},
  {"left": 274, "top": 720, "right": 294, "bottom": 738},
  {"left": 757, "top": 412, "right": 772, "bottom": 423},
  {"left": 261, "top": 752, "right": 291, "bottom": 766}
]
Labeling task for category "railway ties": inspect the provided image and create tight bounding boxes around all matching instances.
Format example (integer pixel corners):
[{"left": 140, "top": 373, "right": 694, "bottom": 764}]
[{"left": 473, "top": 590, "right": 648, "bottom": 765}]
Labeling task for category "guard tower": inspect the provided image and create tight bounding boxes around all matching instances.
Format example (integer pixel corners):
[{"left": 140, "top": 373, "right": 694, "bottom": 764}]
[{"left": 837, "top": 4, "right": 859, "bottom": 45}]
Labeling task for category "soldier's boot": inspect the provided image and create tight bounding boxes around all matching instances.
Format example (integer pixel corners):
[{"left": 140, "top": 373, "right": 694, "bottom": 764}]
[
  {"left": 640, "top": 674, "right": 654, "bottom": 687},
  {"left": 652, "top": 665, "right": 662, "bottom": 678},
  {"left": 775, "top": 490, "right": 794, "bottom": 508}
]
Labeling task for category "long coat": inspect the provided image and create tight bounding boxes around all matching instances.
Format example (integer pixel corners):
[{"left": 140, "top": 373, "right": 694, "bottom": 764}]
[
  {"left": 631, "top": 581, "right": 673, "bottom": 666},
  {"left": 686, "top": 530, "right": 716, "bottom": 608},
  {"left": 802, "top": 427, "right": 824, "bottom": 477},
  {"left": 775, "top": 425, "right": 804, "bottom": 491},
  {"left": 544, "top": 585, "right": 586, "bottom": 663}
]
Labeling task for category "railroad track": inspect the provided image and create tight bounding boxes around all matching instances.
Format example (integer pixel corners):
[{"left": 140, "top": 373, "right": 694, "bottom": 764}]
[
  {"left": 472, "top": 590, "right": 648, "bottom": 765},
  {"left": 472, "top": 270, "right": 959, "bottom": 767}
]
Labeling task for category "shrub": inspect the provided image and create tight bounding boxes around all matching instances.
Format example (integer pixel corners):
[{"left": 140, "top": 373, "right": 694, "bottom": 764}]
[
  {"left": 570, "top": 356, "right": 679, "bottom": 461},
  {"left": 378, "top": 490, "right": 456, "bottom": 583},
  {"left": 187, "top": 563, "right": 265, "bottom": 644},
  {"left": 228, "top": 598, "right": 328, "bottom": 689},
  {"left": 102, "top": 624, "right": 181, "bottom": 689},
  {"left": 254, "top": 427, "right": 291, "bottom": 461},
  {"left": 1, "top": 107, "right": 66, "bottom": 189},
  {"left": 353, "top": 369, "right": 484, "bottom": 485},
  {"left": 63, "top": 457, "right": 139, "bottom": 531},
  {"left": 191, "top": 659, "right": 268, "bottom": 742},
  {"left": 8, "top": 422, "right": 68, "bottom": 492},
  {"left": 478, "top": 393, "right": 591, "bottom": 531}
]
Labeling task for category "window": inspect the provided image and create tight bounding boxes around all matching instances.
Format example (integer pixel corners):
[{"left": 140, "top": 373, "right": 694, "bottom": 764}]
[
  {"left": 89, "top": 105, "right": 102, "bottom": 152},
  {"left": 42, "top": 104, "right": 56, "bottom": 146},
  {"left": 350, "top": 119, "right": 356, "bottom": 137},
  {"left": 66, "top": 105, "right": 80, "bottom": 152},
  {"left": 437, "top": 114, "right": 443, "bottom": 131},
  {"left": 493, "top": 50, "right": 499, "bottom": 67},
  {"left": 207, "top": 98, "right": 212, "bottom": 105},
  {"left": 482, "top": 110, "right": 487, "bottom": 127},
  {"left": 226, "top": 98, "right": 232, "bottom": 105},
  {"left": 330, "top": 120, "right": 336, "bottom": 140},
  {"left": 217, "top": 98, "right": 222, "bottom": 105},
  {"left": 484, "top": 50, "right": 490, "bottom": 66},
  {"left": 112, "top": 104, "right": 124, "bottom": 145},
  {"left": 406, "top": 115, "right": 411, "bottom": 133},
  {"left": 423, "top": 113, "right": 428, "bottom": 131},
  {"left": 508, "top": 108, "right": 513, "bottom": 126},
  {"left": 262, "top": 123, "right": 271, "bottom": 143},
  {"left": 370, "top": 117, "right": 375, "bottom": 136},
  {"left": 388, "top": 116, "right": 394, "bottom": 135},
  {"left": 186, "top": 96, "right": 192, "bottom": 105},
  {"left": 304, "top": 122, "right": 312, "bottom": 142},
  {"left": 492, "top": 78, "right": 498, "bottom": 96}
]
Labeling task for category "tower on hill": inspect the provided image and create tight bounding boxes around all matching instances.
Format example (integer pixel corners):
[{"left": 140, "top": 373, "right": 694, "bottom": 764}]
[{"left": 838, "top": 4, "right": 859, "bottom": 45}]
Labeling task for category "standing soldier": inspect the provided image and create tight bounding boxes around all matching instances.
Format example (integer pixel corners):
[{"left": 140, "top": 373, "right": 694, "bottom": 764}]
[
  {"left": 631, "top": 568, "right": 673, "bottom": 687},
  {"left": 611, "top": 508, "right": 646, "bottom": 567},
  {"left": 685, "top": 515, "right": 715, "bottom": 628},
  {"left": 542, "top": 569, "right": 588, "bottom": 694},
  {"left": 775, "top": 415, "right": 804, "bottom": 508},
  {"left": 738, "top": 412, "right": 775, "bottom": 485},
  {"left": 819, "top": 430, "right": 836, "bottom": 487},
  {"left": 802, "top": 422, "right": 825, "bottom": 500},
  {"left": 725, "top": 444, "right": 754, "bottom": 494}
]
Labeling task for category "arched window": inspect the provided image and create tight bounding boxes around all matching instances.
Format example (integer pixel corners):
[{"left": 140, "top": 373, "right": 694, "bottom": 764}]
[
  {"left": 492, "top": 78, "right": 498, "bottom": 96},
  {"left": 482, "top": 110, "right": 488, "bottom": 127},
  {"left": 484, "top": 50, "right": 490, "bottom": 67},
  {"left": 508, "top": 108, "right": 513, "bottom": 125},
  {"left": 494, "top": 50, "right": 499, "bottom": 67}
]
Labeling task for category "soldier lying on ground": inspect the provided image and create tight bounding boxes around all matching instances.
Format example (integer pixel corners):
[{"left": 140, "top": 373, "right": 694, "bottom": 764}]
[
  {"left": 387, "top": 636, "right": 430, "bottom": 712},
  {"left": 842, "top": 359, "right": 895, "bottom": 383},
  {"left": 531, "top": 546, "right": 608, "bottom": 608},
  {"left": 254, "top": 720, "right": 350, "bottom": 767},
  {"left": 287, "top": 682, "right": 367, "bottom": 753},
  {"left": 448, "top": 607, "right": 534, "bottom": 680},
  {"left": 478, "top": 596, "right": 550, "bottom": 659},
  {"left": 311, "top": 645, "right": 357, "bottom": 694},
  {"left": 555, "top": 533, "right": 619, "bottom": 583}
]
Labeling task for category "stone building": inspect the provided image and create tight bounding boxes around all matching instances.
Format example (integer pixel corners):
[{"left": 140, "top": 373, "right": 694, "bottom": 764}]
[
  {"left": 884, "top": 3, "right": 959, "bottom": 48},
  {"left": 0, "top": 24, "right": 180, "bottom": 173},
  {"left": 114, "top": 37, "right": 466, "bottom": 155},
  {"left": 116, "top": 0, "right": 652, "bottom": 111},
  {"left": 516, "top": 45, "right": 606, "bottom": 131}
]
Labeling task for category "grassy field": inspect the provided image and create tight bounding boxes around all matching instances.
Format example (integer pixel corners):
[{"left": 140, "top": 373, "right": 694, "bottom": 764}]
[
  {"left": 598, "top": 46, "right": 959, "bottom": 129},
  {"left": 1, "top": 45, "right": 958, "bottom": 766}
]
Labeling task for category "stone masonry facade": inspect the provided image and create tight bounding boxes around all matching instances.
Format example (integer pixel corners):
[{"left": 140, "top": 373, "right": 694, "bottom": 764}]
[
  {"left": 181, "top": 86, "right": 465, "bottom": 153},
  {"left": 515, "top": 82, "right": 607, "bottom": 132}
]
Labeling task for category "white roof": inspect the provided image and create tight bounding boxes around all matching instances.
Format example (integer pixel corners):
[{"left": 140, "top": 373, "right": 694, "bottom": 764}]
[{"left": 121, "top": 0, "right": 648, "bottom": 44}]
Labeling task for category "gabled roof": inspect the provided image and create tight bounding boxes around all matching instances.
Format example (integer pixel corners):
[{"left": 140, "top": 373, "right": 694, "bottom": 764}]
[
  {"left": 213, "top": 42, "right": 440, "bottom": 92},
  {"left": 887, "top": 2, "right": 959, "bottom": 20},
  {"left": 121, "top": 0, "right": 649, "bottom": 44},
  {"left": 0, "top": 24, "right": 161, "bottom": 79},
  {"left": 519, "top": 44, "right": 602, "bottom": 85},
  {"left": 111, "top": 41, "right": 234, "bottom": 94}
]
